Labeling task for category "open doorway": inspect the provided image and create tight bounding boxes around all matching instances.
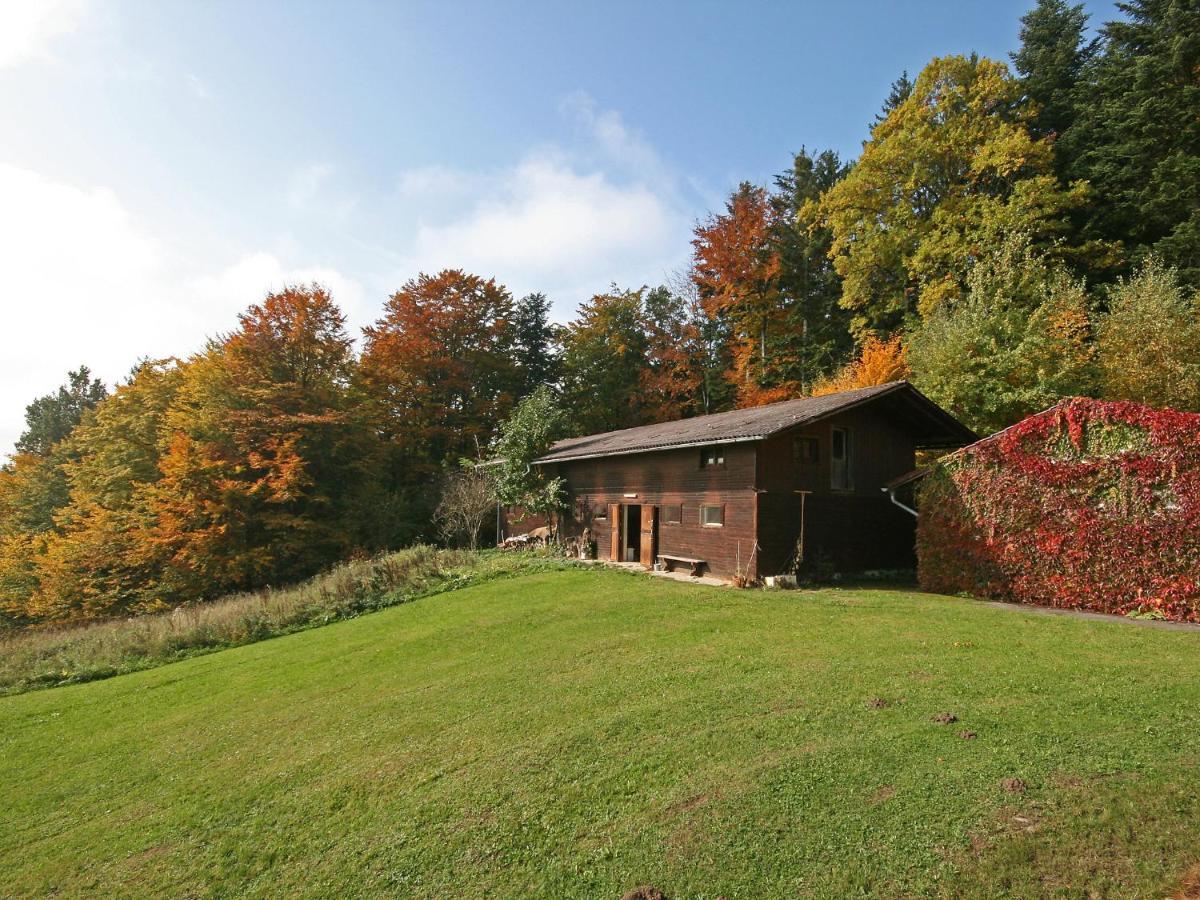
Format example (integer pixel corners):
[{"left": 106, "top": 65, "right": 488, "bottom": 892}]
[{"left": 623, "top": 504, "right": 642, "bottom": 562}]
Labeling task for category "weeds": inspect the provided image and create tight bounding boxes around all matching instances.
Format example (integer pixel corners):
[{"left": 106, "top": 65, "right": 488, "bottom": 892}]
[{"left": 0, "top": 546, "right": 574, "bottom": 696}]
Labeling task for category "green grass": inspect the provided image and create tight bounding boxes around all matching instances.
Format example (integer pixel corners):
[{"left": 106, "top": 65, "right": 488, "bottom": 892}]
[
  {"left": 0, "top": 547, "right": 573, "bottom": 696},
  {"left": 3, "top": 568, "right": 1199, "bottom": 897}
]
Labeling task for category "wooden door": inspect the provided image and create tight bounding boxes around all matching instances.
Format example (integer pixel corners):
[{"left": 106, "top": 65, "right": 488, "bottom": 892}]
[
  {"left": 609, "top": 503, "right": 621, "bottom": 561},
  {"left": 639, "top": 505, "right": 658, "bottom": 568}
]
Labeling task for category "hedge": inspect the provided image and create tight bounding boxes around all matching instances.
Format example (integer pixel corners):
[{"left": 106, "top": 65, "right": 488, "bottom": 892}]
[{"left": 918, "top": 397, "right": 1200, "bottom": 621}]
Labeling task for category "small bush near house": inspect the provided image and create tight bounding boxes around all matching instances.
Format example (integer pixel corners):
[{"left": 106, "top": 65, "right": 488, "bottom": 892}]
[{"left": 918, "top": 398, "right": 1200, "bottom": 621}]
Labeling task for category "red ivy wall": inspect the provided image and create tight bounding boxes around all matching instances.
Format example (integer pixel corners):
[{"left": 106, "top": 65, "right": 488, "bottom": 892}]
[{"left": 918, "top": 398, "right": 1200, "bottom": 621}]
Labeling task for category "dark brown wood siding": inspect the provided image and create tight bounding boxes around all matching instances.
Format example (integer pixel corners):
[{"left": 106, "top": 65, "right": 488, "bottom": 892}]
[
  {"left": 555, "top": 442, "right": 759, "bottom": 579},
  {"left": 754, "top": 407, "right": 918, "bottom": 575}
]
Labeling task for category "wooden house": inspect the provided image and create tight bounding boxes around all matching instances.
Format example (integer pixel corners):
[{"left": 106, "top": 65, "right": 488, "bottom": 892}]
[{"left": 520, "top": 381, "right": 975, "bottom": 581}]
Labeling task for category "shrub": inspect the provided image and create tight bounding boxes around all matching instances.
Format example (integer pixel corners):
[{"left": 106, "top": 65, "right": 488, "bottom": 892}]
[{"left": 918, "top": 398, "right": 1200, "bottom": 621}]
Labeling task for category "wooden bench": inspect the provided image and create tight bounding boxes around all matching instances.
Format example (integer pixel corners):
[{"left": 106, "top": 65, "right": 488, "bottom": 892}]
[{"left": 658, "top": 554, "right": 706, "bottom": 577}]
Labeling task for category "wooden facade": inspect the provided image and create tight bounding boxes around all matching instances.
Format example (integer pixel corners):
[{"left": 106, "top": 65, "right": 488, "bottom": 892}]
[{"left": 505, "top": 383, "right": 975, "bottom": 582}]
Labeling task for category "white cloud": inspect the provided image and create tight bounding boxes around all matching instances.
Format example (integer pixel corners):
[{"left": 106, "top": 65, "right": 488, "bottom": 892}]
[
  {"left": 393, "top": 99, "right": 693, "bottom": 315},
  {"left": 0, "top": 164, "right": 363, "bottom": 456},
  {"left": 0, "top": 95, "right": 696, "bottom": 453},
  {"left": 0, "top": 0, "right": 88, "bottom": 68},
  {"left": 402, "top": 157, "right": 687, "bottom": 309}
]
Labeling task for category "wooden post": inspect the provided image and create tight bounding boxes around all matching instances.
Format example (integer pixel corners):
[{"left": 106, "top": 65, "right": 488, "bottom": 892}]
[{"left": 609, "top": 503, "right": 621, "bottom": 561}]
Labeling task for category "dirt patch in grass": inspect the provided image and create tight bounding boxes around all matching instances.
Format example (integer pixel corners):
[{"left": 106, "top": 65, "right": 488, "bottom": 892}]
[
  {"left": 621, "top": 887, "right": 667, "bottom": 900},
  {"left": 870, "top": 785, "right": 896, "bottom": 805},
  {"left": 1000, "top": 777, "right": 1028, "bottom": 794},
  {"left": 665, "top": 793, "right": 709, "bottom": 816},
  {"left": 1173, "top": 862, "right": 1200, "bottom": 899},
  {"left": 932, "top": 712, "right": 958, "bottom": 724}
]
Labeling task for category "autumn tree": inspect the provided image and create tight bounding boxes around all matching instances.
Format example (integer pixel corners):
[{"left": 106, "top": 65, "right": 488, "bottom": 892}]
[
  {"left": 361, "top": 270, "right": 519, "bottom": 472},
  {"left": 640, "top": 285, "right": 706, "bottom": 422},
  {"left": 30, "top": 361, "right": 185, "bottom": 620},
  {"left": 811, "top": 336, "right": 910, "bottom": 397},
  {"left": 15, "top": 366, "right": 108, "bottom": 457},
  {"left": 1095, "top": 258, "right": 1200, "bottom": 411},
  {"left": 140, "top": 285, "right": 374, "bottom": 603},
  {"left": 815, "top": 54, "right": 1105, "bottom": 336},
  {"left": 691, "top": 183, "right": 788, "bottom": 404},
  {"left": 908, "top": 232, "right": 1096, "bottom": 434}
]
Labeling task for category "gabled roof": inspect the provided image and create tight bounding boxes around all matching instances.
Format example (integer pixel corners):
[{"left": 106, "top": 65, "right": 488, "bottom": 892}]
[{"left": 535, "top": 381, "right": 976, "bottom": 464}]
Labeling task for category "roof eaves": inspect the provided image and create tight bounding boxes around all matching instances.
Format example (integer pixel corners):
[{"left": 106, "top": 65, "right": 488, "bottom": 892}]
[{"left": 534, "top": 433, "right": 768, "bottom": 464}]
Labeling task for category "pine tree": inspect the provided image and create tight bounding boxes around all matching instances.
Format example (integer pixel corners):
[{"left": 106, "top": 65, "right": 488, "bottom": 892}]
[
  {"left": 1071, "top": 0, "right": 1200, "bottom": 285},
  {"left": 15, "top": 366, "right": 108, "bottom": 457},
  {"left": 513, "top": 292, "right": 559, "bottom": 396},
  {"left": 1011, "top": 0, "right": 1095, "bottom": 149},
  {"left": 873, "top": 70, "right": 913, "bottom": 128},
  {"left": 773, "top": 148, "right": 854, "bottom": 393}
]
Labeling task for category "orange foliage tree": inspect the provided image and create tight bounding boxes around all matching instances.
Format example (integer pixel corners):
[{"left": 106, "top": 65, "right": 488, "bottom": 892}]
[
  {"left": 691, "top": 183, "right": 791, "bottom": 406},
  {"left": 360, "top": 270, "right": 520, "bottom": 469},
  {"left": 140, "top": 285, "right": 375, "bottom": 603},
  {"left": 812, "top": 335, "right": 911, "bottom": 396}
]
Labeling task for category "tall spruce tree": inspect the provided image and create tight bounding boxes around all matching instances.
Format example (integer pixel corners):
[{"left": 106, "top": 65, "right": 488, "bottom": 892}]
[
  {"left": 1071, "top": 0, "right": 1200, "bottom": 284},
  {"left": 773, "top": 148, "right": 853, "bottom": 393},
  {"left": 873, "top": 70, "right": 913, "bottom": 128},
  {"left": 1011, "top": 0, "right": 1095, "bottom": 152},
  {"left": 513, "top": 292, "right": 559, "bottom": 396}
]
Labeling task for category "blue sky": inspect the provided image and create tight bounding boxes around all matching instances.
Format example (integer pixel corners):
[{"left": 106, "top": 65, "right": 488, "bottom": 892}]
[{"left": 0, "top": 0, "right": 1113, "bottom": 453}]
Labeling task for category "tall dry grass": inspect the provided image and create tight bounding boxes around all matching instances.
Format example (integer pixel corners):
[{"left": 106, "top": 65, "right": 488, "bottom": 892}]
[{"left": 0, "top": 546, "right": 572, "bottom": 696}]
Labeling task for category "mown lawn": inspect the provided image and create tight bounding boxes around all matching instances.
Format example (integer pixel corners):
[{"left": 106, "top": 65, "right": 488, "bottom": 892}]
[{"left": 3, "top": 567, "right": 1199, "bottom": 898}]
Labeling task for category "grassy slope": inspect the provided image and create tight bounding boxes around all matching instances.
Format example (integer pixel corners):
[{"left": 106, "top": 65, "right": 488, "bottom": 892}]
[{"left": 2, "top": 568, "right": 1199, "bottom": 898}]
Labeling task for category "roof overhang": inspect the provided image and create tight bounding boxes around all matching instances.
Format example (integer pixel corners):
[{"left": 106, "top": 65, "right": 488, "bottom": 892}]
[{"left": 535, "top": 433, "right": 765, "bottom": 465}]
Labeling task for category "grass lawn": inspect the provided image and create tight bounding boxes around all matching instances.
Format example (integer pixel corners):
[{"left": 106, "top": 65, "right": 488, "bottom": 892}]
[{"left": 3, "top": 567, "right": 1200, "bottom": 898}]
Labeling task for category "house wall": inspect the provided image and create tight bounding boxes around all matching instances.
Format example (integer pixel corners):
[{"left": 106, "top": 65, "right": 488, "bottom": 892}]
[
  {"left": 555, "top": 442, "right": 759, "bottom": 579},
  {"left": 754, "top": 407, "right": 918, "bottom": 575}
]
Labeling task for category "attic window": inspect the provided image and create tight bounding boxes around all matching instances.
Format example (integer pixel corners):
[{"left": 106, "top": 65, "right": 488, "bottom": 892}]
[
  {"left": 700, "top": 445, "right": 725, "bottom": 468},
  {"left": 793, "top": 436, "right": 818, "bottom": 464}
]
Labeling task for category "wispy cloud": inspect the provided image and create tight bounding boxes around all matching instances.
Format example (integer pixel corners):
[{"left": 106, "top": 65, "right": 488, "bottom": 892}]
[
  {"left": 391, "top": 95, "right": 695, "bottom": 316},
  {"left": 0, "top": 163, "right": 364, "bottom": 456}
]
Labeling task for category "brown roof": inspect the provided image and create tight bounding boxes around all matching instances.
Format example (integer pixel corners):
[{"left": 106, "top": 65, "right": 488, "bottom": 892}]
[{"left": 536, "top": 381, "right": 976, "bottom": 463}]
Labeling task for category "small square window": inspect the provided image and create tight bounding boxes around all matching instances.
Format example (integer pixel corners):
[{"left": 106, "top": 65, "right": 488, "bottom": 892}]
[
  {"left": 700, "top": 504, "right": 724, "bottom": 527},
  {"left": 592, "top": 504, "right": 608, "bottom": 521},
  {"left": 793, "top": 436, "right": 818, "bottom": 464},
  {"left": 662, "top": 504, "right": 682, "bottom": 525},
  {"left": 700, "top": 446, "right": 725, "bottom": 468}
]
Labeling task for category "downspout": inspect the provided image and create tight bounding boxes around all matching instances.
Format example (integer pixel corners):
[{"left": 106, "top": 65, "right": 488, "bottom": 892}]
[{"left": 882, "top": 485, "right": 918, "bottom": 518}]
